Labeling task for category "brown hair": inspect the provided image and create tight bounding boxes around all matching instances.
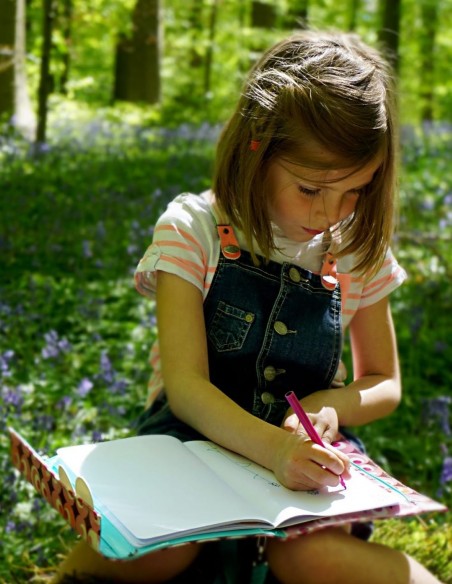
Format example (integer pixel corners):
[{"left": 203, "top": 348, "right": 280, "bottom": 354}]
[{"left": 213, "top": 30, "right": 399, "bottom": 275}]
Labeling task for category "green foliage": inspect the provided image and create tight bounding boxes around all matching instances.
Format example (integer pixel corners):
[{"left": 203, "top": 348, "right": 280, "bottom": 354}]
[
  {"left": 372, "top": 518, "right": 452, "bottom": 582},
  {"left": 0, "top": 109, "right": 451, "bottom": 582},
  {"left": 20, "top": 0, "right": 452, "bottom": 125}
]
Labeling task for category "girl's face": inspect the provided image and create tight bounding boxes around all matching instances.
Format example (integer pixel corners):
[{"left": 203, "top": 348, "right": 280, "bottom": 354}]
[{"left": 266, "top": 157, "right": 382, "bottom": 242}]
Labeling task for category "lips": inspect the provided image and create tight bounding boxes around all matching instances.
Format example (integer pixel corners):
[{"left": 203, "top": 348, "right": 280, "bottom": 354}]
[{"left": 302, "top": 227, "right": 325, "bottom": 236}]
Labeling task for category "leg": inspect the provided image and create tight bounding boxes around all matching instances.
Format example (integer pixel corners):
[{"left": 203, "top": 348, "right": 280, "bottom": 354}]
[
  {"left": 266, "top": 527, "right": 444, "bottom": 584},
  {"left": 52, "top": 540, "right": 203, "bottom": 584}
]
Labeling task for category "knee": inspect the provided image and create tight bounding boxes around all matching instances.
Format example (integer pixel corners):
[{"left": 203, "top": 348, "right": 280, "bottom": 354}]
[
  {"left": 266, "top": 528, "right": 352, "bottom": 584},
  {"left": 53, "top": 541, "right": 202, "bottom": 584}
]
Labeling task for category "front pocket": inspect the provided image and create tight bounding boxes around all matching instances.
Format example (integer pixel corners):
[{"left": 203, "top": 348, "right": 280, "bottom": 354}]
[{"left": 208, "top": 301, "right": 255, "bottom": 352}]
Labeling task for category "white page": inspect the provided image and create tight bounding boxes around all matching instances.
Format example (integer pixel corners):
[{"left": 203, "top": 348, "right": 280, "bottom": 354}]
[
  {"left": 186, "top": 441, "right": 402, "bottom": 527},
  {"left": 56, "top": 435, "right": 269, "bottom": 546}
]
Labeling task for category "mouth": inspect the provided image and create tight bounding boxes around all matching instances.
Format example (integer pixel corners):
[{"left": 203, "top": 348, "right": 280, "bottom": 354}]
[{"left": 302, "top": 227, "right": 325, "bottom": 236}]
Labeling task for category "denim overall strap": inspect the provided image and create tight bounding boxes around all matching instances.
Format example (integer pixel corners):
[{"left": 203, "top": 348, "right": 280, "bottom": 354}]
[{"left": 204, "top": 226, "right": 342, "bottom": 428}]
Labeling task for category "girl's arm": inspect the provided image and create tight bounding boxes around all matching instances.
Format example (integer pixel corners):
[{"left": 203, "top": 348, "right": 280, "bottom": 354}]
[
  {"left": 156, "top": 270, "right": 350, "bottom": 490},
  {"left": 285, "top": 295, "right": 401, "bottom": 442}
]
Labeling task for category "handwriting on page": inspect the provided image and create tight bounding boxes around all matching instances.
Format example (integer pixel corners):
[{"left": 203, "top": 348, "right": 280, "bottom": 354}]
[{"left": 203, "top": 443, "right": 321, "bottom": 495}]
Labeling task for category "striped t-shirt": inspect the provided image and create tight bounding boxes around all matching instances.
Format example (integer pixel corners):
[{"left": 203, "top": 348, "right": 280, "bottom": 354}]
[{"left": 135, "top": 191, "right": 407, "bottom": 406}]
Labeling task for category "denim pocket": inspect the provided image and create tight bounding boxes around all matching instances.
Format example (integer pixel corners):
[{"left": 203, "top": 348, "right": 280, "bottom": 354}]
[{"left": 208, "top": 301, "right": 255, "bottom": 352}]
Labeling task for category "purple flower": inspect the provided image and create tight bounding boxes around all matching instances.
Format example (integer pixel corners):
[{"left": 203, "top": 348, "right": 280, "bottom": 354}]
[
  {"left": 0, "top": 350, "right": 14, "bottom": 377},
  {"left": 33, "top": 414, "right": 55, "bottom": 432},
  {"left": 57, "top": 395, "right": 73, "bottom": 409},
  {"left": 41, "top": 330, "right": 72, "bottom": 359},
  {"left": 440, "top": 456, "right": 452, "bottom": 485},
  {"left": 99, "top": 351, "right": 115, "bottom": 384},
  {"left": 76, "top": 378, "right": 93, "bottom": 397},
  {"left": 5, "top": 520, "right": 17, "bottom": 534},
  {"left": 1, "top": 385, "right": 24, "bottom": 410},
  {"left": 92, "top": 430, "right": 103, "bottom": 442},
  {"left": 96, "top": 221, "right": 106, "bottom": 239},
  {"left": 423, "top": 396, "right": 452, "bottom": 436},
  {"left": 82, "top": 240, "right": 93, "bottom": 258}
]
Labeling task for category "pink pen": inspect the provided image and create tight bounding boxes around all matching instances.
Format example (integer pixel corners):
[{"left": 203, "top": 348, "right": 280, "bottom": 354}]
[{"left": 285, "top": 391, "right": 347, "bottom": 489}]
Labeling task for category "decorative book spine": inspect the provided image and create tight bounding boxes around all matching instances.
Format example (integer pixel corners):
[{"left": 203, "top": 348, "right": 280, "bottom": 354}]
[{"left": 9, "top": 429, "right": 102, "bottom": 551}]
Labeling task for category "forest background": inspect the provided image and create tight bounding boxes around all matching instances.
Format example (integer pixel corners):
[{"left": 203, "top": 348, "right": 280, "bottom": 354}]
[{"left": 0, "top": 0, "right": 451, "bottom": 582}]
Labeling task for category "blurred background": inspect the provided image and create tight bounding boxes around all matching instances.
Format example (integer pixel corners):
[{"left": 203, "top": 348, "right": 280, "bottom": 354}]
[{"left": 0, "top": 1, "right": 451, "bottom": 582}]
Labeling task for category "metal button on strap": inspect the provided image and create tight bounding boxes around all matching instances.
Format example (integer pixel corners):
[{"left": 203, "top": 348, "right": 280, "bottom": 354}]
[
  {"left": 274, "top": 321, "right": 288, "bottom": 335},
  {"left": 289, "top": 267, "right": 301, "bottom": 283},
  {"left": 264, "top": 365, "right": 286, "bottom": 381},
  {"left": 245, "top": 313, "right": 254, "bottom": 323},
  {"left": 224, "top": 244, "right": 240, "bottom": 255},
  {"left": 261, "top": 392, "right": 275, "bottom": 405},
  {"left": 264, "top": 366, "right": 276, "bottom": 381}
]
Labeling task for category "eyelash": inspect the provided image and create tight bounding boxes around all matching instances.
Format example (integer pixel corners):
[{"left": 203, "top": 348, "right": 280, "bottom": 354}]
[
  {"left": 297, "top": 185, "right": 365, "bottom": 198},
  {"left": 298, "top": 185, "right": 320, "bottom": 197}
]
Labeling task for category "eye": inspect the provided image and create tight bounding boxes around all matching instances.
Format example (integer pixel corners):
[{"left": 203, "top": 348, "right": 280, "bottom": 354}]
[
  {"left": 349, "top": 187, "right": 365, "bottom": 197},
  {"left": 298, "top": 185, "right": 320, "bottom": 197}
]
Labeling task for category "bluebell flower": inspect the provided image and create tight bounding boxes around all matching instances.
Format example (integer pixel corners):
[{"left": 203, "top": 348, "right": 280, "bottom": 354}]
[
  {"left": 41, "top": 330, "right": 72, "bottom": 359},
  {"left": 422, "top": 396, "right": 452, "bottom": 436},
  {"left": 99, "top": 351, "right": 115, "bottom": 384},
  {"left": 82, "top": 240, "right": 93, "bottom": 258},
  {"left": 92, "top": 430, "right": 103, "bottom": 442},
  {"left": 57, "top": 395, "right": 73, "bottom": 409},
  {"left": 127, "top": 243, "right": 139, "bottom": 256},
  {"left": 440, "top": 456, "right": 452, "bottom": 485},
  {"left": 76, "top": 378, "right": 93, "bottom": 397},
  {"left": 110, "top": 379, "right": 128, "bottom": 395},
  {"left": 1, "top": 385, "right": 24, "bottom": 410},
  {"left": 33, "top": 414, "right": 55, "bottom": 432},
  {"left": 0, "top": 349, "right": 14, "bottom": 377},
  {"left": 5, "top": 520, "right": 16, "bottom": 534},
  {"left": 96, "top": 221, "right": 106, "bottom": 239}
]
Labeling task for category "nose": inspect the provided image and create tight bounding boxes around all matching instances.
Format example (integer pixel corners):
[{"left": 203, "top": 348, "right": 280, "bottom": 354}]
[{"left": 319, "top": 193, "right": 343, "bottom": 226}]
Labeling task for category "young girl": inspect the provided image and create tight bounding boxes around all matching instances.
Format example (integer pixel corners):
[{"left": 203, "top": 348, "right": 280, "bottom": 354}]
[{"left": 54, "top": 30, "right": 444, "bottom": 584}]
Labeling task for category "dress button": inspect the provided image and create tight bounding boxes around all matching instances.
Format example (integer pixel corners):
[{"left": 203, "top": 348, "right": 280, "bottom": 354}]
[
  {"left": 261, "top": 392, "right": 275, "bottom": 405},
  {"left": 289, "top": 267, "right": 301, "bottom": 283},
  {"left": 264, "top": 366, "right": 276, "bottom": 381},
  {"left": 274, "top": 321, "right": 288, "bottom": 335},
  {"left": 224, "top": 244, "right": 240, "bottom": 254}
]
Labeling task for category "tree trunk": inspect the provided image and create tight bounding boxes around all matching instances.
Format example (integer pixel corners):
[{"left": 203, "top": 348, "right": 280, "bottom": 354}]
[
  {"left": 36, "top": 0, "right": 54, "bottom": 144},
  {"left": 14, "top": 0, "right": 36, "bottom": 139},
  {"left": 251, "top": 1, "right": 278, "bottom": 28},
  {"left": 60, "top": 0, "right": 73, "bottom": 93},
  {"left": 419, "top": 0, "right": 439, "bottom": 123},
  {"left": 113, "top": 0, "right": 161, "bottom": 104},
  {"left": 0, "top": 0, "right": 15, "bottom": 116},
  {"left": 204, "top": 0, "right": 219, "bottom": 95},
  {"left": 188, "top": 0, "right": 204, "bottom": 68},
  {"left": 377, "top": 0, "right": 401, "bottom": 74}
]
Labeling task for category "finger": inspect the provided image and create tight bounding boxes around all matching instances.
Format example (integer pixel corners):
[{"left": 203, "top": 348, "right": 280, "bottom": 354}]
[
  {"left": 310, "top": 444, "right": 348, "bottom": 477},
  {"left": 291, "top": 460, "right": 344, "bottom": 489}
]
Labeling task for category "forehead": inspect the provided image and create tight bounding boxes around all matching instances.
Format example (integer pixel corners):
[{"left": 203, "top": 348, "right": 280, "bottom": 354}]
[{"left": 277, "top": 156, "right": 382, "bottom": 186}]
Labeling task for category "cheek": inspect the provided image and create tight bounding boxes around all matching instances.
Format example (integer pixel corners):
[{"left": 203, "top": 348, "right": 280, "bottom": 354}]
[{"left": 343, "top": 196, "right": 360, "bottom": 217}]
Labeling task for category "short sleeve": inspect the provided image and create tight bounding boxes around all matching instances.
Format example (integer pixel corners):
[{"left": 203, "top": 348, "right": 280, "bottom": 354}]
[
  {"left": 134, "top": 193, "right": 218, "bottom": 298},
  {"left": 358, "top": 248, "right": 407, "bottom": 310}
]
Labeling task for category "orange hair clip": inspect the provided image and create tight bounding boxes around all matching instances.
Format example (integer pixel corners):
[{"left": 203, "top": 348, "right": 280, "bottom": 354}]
[{"left": 249, "top": 140, "right": 261, "bottom": 151}]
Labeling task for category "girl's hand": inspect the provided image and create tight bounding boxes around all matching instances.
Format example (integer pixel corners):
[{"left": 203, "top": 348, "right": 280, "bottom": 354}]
[
  {"left": 282, "top": 393, "right": 340, "bottom": 445},
  {"left": 273, "top": 431, "right": 350, "bottom": 491}
]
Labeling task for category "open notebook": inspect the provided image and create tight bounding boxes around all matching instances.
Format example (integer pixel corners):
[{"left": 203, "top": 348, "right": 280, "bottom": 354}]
[{"left": 9, "top": 428, "right": 447, "bottom": 560}]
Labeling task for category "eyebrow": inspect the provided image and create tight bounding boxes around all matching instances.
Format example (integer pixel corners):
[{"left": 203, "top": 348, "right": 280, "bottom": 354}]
[{"left": 279, "top": 161, "right": 374, "bottom": 190}]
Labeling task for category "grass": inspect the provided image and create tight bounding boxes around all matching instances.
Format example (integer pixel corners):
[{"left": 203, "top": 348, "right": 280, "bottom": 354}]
[{"left": 0, "top": 108, "right": 451, "bottom": 583}]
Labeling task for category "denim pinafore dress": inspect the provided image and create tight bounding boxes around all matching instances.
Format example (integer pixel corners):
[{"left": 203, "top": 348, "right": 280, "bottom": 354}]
[
  {"left": 135, "top": 224, "right": 371, "bottom": 583},
  {"left": 137, "top": 222, "right": 342, "bottom": 442}
]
